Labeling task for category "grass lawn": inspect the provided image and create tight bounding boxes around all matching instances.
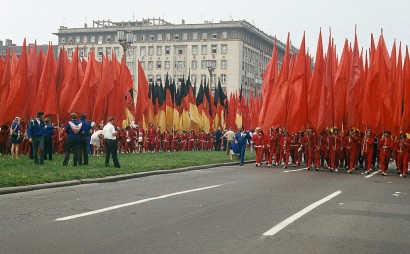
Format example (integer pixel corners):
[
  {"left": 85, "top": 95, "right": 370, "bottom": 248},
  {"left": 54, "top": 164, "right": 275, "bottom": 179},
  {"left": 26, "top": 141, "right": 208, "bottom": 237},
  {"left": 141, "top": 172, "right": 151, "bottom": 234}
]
[{"left": 0, "top": 151, "right": 253, "bottom": 188}]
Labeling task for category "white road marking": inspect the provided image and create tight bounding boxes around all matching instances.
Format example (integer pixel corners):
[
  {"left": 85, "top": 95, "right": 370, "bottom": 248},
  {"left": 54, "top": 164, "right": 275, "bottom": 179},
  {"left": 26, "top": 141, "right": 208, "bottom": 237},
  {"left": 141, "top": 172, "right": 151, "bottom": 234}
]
[
  {"left": 56, "top": 184, "right": 226, "bottom": 221},
  {"left": 262, "top": 190, "right": 342, "bottom": 237},
  {"left": 364, "top": 170, "right": 381, "bottom": 178},
  {"left": 283, "top": 168, "right": 308, "bottom": 173}
]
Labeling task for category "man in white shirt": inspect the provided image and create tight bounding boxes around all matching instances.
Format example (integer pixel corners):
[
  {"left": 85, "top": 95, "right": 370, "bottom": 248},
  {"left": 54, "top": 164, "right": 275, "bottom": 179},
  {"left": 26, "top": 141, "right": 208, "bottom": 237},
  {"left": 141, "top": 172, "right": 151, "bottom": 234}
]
[
  {"left": 103, "top": 117, "right": 120, "bottom": 168},
  {"left": 223, "top": 127, "right": 235, "bottom": 155}
]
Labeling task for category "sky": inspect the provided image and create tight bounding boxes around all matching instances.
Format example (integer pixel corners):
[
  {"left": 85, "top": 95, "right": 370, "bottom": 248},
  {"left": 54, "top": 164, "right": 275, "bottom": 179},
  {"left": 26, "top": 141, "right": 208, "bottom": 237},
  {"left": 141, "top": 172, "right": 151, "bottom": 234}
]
[{"left": 2, "top": 0, "right": 410, "bottom": 57}]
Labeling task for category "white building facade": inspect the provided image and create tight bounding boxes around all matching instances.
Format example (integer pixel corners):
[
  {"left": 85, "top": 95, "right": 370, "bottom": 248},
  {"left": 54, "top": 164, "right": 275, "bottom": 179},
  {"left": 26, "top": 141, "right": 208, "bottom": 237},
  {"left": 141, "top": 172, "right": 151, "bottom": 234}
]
[{"left": 54, "top": 18, "right": 290, "bottom": 99}]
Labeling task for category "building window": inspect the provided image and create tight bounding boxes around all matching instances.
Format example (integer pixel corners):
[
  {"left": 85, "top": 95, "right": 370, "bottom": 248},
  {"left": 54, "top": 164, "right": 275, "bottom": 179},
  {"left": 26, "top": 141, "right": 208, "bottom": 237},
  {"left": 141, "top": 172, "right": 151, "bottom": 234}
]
[
  {"left": 191, "top": 74, "right": 197, "bottom": 84},
  {"left": 221, "top": 44, "right": 227, "bottom": 54},
  {"left": 156, "top": 75, "right": 162, "bottom": 82},
  {"left": 82, "top": 36, "right": 88, "bottom": 43},
  {"left": 174, "top": 61, "right": 185, "bottom": 69},
  {"left": 156, "top": 46, "right": 162, "bottom": 56},
  {"left": 182, "top": 33, "right": 188, "bottom": 40},
  {"left": 222, "top": 31, "right": 228, "bottom": 39},
  {"left": 60, "top": 37, "right": 65, "bottom": 44},
  {"left": 176, "top": 46, "right": 184, "bottom": 55},
  {"left": 165, "top": 34, "right": 171, "bottom": 41},
  {"left": 192, "top": 45, "right": 198, "bottom": 55},
  {"left": 106, "top": 48, "right": 111, "bottom": 57},
  {"left": 156, "top": 61, "right": 162, "bottom": 69},
  {"left": 67, "top": 48, "right": 73, "bottom": 57},
  {"left": 201, "top": 60, "right": 207, "bottom": 69},
  {"left": 148, "top": 61, "right": 153, "bottom": 70},
  {"left": 221, "top": 74, "right": 226, "bottom": 83},
  {"left": 68, "top": 36, "right": 73, "bottom": 44},
  {"left": 149, "top": 34, "right": 154, "bottom": 41},
  {"left": 211, "top": 45, "right": 217, "bottom": 54},
  {"left": 192, "top": 32, "right": 198, "bottom": 40},
  {"left": 97, "top": 47, "right": 103, "bottom": 56},
  {"left": 157, "top": 34, "right": 163, "bottom": 41},
  {"left": 140, "top": 61, "right": 145, "bottom": 69},
  {"left": 212, "top": 33, "right": 217, "bottom": 39},
  {"left": 230, "top": 31, "right": 238, "bottom": 39},
  {"left": 165, "top": 61, "right": 170, "bottom": 70},
  {"left": 106, "top": 35, "right": 111, "bottom": 43},
  {"left": 211, "top": 74, "right": 216, "bottom": 84},
  {"left": 140, "top": 47, "right": 146, "bottom": 56},
  {"left": 148, "top": 46, "right": 154, "bottom": 56},
  {"left": 98, "top": 35, "right": 103, "bottom": 44},
  {"left": 202, "top": 32, "right": 208, "bottom": 40},
  {"left": 201, "top": 45, "right": 207, "bottom": 55},
  {"left": 75, "top": 36, "right": 80, "bottom": 44},
  {"left": 141, "top": 34, "right": 146, "bottom": 42},
  {"left": 165, "top": 46, "right": 170, "bottom": 55},
  {"left": 191, "top": 60, "right": 197, "bottom": 70},
  {"left": 79, "top": 48, "right": 85, "bottom": 57},
  {"left": 148, "top": 75, "right": 154, "bottom": 84},
  {"left": 114, "top": 47, "right": 119, "bottom": 57},
  {"left": 200, "top": 74, "right": 206, "bottom": 82},
  {"left": 90, "top": 36, "right": 95, "bottom": 43},
  {"left": 221, "top": 60, "right": 227, "bottom": 69},
  {"left": 174, "top": 34, "right": 179, "bottom": 40}
]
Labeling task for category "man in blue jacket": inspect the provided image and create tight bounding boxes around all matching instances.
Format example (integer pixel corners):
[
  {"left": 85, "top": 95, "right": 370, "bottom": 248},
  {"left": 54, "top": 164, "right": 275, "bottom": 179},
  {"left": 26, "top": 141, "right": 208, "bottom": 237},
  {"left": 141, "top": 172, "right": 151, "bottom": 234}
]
[
  {"left": 63, "top": 113, "right": 83, "bottom": 167},
  {"left": 79, "top": 113, "right": 92, "bottom": 166},
  {"left": 235, "top": 126, "right": 252, "bottom": 166},
  {"left": 28, "top": 112, "right": 46, "bottom": 165}
]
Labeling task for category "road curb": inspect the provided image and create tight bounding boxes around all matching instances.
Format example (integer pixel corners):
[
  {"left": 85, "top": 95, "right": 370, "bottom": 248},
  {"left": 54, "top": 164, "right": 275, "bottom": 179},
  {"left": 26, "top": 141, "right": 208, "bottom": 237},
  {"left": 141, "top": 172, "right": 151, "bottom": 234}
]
[{"left": 0, "top": 160, "right": 255, "bottom": 195}]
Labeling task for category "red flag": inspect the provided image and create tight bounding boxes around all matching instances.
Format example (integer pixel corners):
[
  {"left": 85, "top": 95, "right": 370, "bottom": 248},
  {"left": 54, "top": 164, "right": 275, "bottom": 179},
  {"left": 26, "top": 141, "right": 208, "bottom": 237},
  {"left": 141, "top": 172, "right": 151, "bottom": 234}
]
[
  {"left": 59, "top": 47, "right": 84, "bottom": 120},
  {"left": 287, "top": 33, "right": 308, "bottom": 134},
  {"left": 33, "top": 43, "right": 57, "bottom": 116},
  {"left": 4, "top": 39, "right": 28, "bottom": 123},
  {"left": 21, "top": 43, "right": 41, "bottom": 120},
  {"left": 68, "top": 48, "right": 98, "bottom": 118},
  {"left": 333, "top": 39, "right": 350, "bottom": 129},
  {"left": 93, "top": 55, "right": 114, "bottom": 123},
  {"left": 259, "top": 38, "right": 278, "bottom": 127},
  {"left": 393, "top": 42, "right": 403, "bottom": 134},
  {"left": 262, "top": 33, "right": 291, "bottom": 130},
  {"left": 308, "top": 29, "right": 324, "bottom": 130},
  {"left": 0, "top": 49, "right": 12, "bottom": 125},
  {"left": 135, "top": 60, "right": 150, "bottom": 123},
  {"left": 346, "top": 31, "right": 361, "bottom": 130},
  {"left": 402, "top": 47, "right": 410, "bottom": 132},
  {"left": 56, "top": 47, "right": 69, "bottom": 105}
]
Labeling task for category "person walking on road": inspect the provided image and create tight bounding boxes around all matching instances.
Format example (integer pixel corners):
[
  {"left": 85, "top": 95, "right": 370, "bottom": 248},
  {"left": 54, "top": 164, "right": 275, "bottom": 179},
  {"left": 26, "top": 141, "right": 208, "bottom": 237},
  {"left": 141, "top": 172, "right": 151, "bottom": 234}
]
[
  {"left": 103, "top": 117, "right": 120, "bottom": 168},
  {"left": 235, "top": 126, "right": 251, "bottom": 166}
]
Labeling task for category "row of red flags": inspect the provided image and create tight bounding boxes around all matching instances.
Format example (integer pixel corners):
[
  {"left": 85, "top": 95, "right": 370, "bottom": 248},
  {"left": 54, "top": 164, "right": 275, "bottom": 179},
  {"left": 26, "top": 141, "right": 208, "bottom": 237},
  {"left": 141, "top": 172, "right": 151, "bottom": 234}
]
[{"left": 259, "top": 30, "right": 410, "bottom": 135}]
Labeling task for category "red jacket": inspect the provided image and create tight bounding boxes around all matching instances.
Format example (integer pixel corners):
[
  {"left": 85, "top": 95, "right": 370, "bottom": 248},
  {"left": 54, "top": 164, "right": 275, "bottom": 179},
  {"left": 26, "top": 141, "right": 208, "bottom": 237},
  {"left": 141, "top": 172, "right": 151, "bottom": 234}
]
[{"left": 253, "top": 133, "right": 265, "bottom": 147}]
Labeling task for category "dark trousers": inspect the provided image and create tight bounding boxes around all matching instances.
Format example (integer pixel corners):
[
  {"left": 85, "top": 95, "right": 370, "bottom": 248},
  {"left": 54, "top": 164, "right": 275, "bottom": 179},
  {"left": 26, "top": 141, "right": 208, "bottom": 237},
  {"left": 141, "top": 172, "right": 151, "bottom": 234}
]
[
  {"left": 215, "top": 140, "right": 221, "bottom": 151},
  {"left": 239, "top": 144, "right": 246, "bottom": 165},
  {"left": 32, "top": 136, "right": 44, "bottom": 165},
  {"left": 105, "top": 139, "right": 120, "bottom": 168},
  {"left": 44, "top": 136, "right": 53, "bottom": 160},
  {"left": 79, "top": 136, "right": 89, "bottom": 165},
  {"left": 63, "top": 139, "right": 80, "bottom": 166}
]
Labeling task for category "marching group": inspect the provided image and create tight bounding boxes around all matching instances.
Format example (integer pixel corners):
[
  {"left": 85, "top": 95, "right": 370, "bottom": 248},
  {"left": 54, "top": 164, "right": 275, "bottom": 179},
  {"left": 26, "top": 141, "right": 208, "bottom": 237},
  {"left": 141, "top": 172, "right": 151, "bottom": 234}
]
[{"left": 1, "top": 112, "right": 409, "bottom": 178}]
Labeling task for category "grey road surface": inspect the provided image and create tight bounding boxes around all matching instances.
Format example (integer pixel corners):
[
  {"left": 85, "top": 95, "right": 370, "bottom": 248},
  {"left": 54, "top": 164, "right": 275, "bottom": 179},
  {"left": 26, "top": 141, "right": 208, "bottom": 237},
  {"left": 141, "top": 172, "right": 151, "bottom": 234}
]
[{"left": 1, "top": 164, "right": 409, "bottom": 254}]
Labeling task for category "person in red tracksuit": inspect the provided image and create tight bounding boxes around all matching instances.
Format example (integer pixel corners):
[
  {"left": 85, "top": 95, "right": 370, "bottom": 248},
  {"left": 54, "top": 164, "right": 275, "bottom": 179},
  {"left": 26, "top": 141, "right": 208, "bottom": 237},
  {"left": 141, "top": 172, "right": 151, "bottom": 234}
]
[
  {"left": 156, "top": 127, "right": 162, "bottom": 152},
  {"left": 301, "top": 129, "right": 314, "bottom": 169},
  {"left": 253, "top": 128, "right": 265, "bottom": 167},
  {"left": 394, "top": 133, "right": 409, "bottom": 178},
  {"left": 329, "top": 128, "right": 343, "bottom": 172},
  {"left": 172, "top": 130, "right": 179, "bottom": 151},
  {"left": 378, "top": 130, "right": 393, "bottom": 176},
  {"left": 188, "top": 130, "right": 196, "bottom": 151},
  {"left": 280, "top": 131, "right": 291, "bottom": 169},
  {"left": 136, "top": 126, "right": 145, "bottom": 153},
  {"left": 147, "top": 124, "right": 156, "bottom": 152},
  {"left": 273, "top": 128, "right": 282, "bottom": 165},
  {"left": 264, "top": 129, "right": 274, "bottom": 167},
  {"left": 290, "top": 134, "right": 300, "bottom": 167},
  {"left": 313, "top": 132, "right": 322, "bottom": 171},
  {"left": 361, "top": 129, "right": 375, "bottom": 174},
  {"left": 345, "top": 129, "right": 360, "bottom": 173},
  {"left": 58, "top": 127, "right": 67, "bottom": 154}
]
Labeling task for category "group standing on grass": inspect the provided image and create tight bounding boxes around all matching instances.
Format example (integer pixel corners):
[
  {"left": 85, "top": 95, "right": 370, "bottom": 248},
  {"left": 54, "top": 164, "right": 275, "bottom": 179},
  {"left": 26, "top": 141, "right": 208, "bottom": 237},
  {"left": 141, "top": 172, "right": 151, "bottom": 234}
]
[{"left": 1, "top": 112, "right": 410, "bottom": 178}]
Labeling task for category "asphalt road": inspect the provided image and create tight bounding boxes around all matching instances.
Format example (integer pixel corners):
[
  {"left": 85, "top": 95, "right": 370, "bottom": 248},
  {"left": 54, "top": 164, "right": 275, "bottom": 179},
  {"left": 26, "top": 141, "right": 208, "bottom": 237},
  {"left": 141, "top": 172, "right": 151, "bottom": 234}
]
[{"left": 1, "top": 162, "right": 409, "bottom": 254}]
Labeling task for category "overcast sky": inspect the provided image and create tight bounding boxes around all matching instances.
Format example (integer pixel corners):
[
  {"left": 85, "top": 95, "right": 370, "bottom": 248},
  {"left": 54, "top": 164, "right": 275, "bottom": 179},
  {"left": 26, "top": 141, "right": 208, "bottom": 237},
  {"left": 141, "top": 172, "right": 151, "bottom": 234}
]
[{"left": 2, "top": 0, "right": 410, "bottom": 57}]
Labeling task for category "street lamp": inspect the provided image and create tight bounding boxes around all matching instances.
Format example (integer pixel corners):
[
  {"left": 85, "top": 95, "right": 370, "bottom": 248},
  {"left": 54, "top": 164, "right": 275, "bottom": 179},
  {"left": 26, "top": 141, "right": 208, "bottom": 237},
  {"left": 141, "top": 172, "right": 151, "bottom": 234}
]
[{"left": 117, "top": 29, "right": 134, "bottom": 58}]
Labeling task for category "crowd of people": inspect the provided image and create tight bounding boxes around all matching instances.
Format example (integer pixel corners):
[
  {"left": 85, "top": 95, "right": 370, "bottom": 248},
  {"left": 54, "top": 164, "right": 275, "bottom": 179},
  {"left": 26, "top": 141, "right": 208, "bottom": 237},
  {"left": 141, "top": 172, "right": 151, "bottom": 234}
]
[{"left": 0, "top": 113, "right": 409, "bottom": 178}]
